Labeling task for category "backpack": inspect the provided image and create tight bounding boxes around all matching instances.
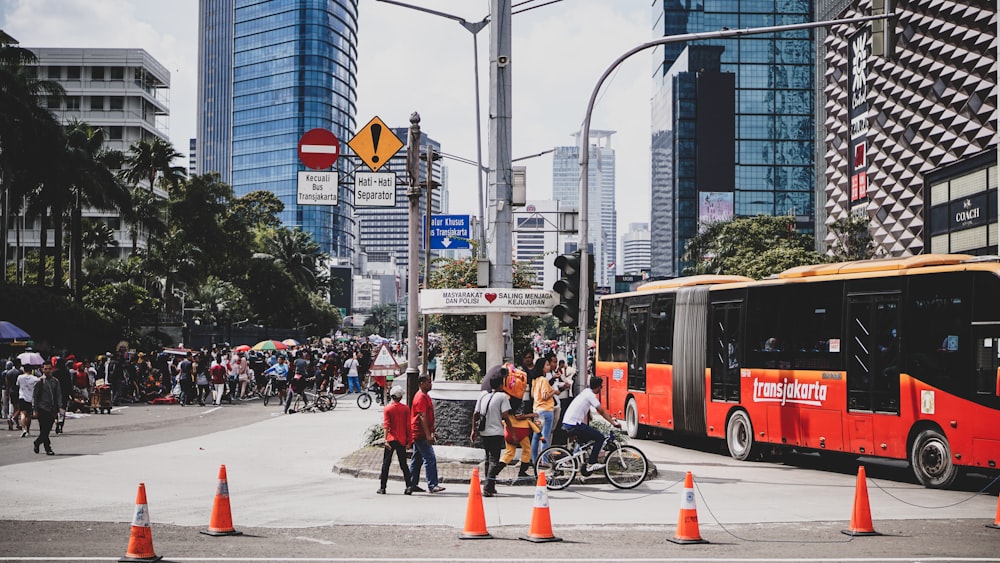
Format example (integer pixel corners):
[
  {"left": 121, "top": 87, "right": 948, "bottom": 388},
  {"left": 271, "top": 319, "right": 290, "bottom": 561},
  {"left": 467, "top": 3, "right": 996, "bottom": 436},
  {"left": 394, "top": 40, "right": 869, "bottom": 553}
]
[{"left": 502, "top": 363, "right": 527, "bottom": 400}]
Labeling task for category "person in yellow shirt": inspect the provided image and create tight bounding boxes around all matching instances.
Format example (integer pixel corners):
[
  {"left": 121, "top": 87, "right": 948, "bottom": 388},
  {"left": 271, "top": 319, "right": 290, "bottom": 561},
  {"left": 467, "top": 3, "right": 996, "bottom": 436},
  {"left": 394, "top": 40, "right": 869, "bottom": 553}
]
[{"left": 530, "top": 354, "right": 559, "bottom": 463}]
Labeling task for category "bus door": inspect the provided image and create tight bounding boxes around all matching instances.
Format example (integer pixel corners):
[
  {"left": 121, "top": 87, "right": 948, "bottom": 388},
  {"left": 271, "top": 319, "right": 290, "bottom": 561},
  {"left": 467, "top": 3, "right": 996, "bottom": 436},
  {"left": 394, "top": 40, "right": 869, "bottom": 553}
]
[
  {"left": 846, "top": 293, "right": 901, "bottom": 453},
  {"left": 627, "top": 306, "right": 649, "bottom": 392},
  {"left": 710, "top": 300, "right": 743, "bottom": 403}
]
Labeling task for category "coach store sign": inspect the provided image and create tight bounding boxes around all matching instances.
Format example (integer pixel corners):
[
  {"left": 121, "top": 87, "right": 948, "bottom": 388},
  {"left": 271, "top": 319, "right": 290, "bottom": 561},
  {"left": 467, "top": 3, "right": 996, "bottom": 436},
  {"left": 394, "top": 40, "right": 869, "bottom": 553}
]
[{"left": 420, "top": 288, "right": 558, "bottom": 315}]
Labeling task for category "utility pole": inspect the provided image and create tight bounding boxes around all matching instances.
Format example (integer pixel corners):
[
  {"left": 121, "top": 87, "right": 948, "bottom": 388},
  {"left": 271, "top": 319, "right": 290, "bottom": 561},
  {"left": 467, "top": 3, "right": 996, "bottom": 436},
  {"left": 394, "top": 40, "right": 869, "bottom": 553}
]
[
  {"left": 485, "top": 0, "right": 513, "bottom": 368},
  {"left": 422, "top": 143, "right": 439, "bottom": 379},
  {"left": 406, "top": 112, "right": 421, "bottom": 403}
]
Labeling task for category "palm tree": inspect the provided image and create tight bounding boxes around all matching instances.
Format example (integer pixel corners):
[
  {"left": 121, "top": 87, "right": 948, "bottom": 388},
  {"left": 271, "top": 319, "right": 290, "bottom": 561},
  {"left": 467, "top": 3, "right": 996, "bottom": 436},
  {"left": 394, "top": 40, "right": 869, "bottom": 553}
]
[
  {"left": 121, "top": 137, "right": 186, "bottom": 192},
  {"left": 264, "top": 228, "right": 325, "bottom": 292},
  {"left": 0, "top": 34, "right": 65, "bottom": 285},
  {"left": 60, "top": 120, "right": 130, "bottom": 299},
  {"left": 121, "top": 186, "right": 167, "bottom": 253}
]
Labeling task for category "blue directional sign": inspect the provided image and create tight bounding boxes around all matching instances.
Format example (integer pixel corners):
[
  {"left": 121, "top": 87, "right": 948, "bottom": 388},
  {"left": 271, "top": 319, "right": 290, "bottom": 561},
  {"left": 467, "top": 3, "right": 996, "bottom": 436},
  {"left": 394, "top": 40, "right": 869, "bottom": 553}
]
[{"left": 427, "top": 214, "right": 471, "bottom": 250}]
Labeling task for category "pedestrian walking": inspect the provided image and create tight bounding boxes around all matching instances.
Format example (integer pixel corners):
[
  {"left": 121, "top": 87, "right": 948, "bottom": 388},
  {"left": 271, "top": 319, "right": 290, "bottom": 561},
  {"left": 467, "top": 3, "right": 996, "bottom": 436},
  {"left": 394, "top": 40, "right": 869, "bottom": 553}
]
[
  {"left": 31, "top": 361, "right": 62, "bottom": 455},
  {"left": 408, "top": 374, "right": 444, "bottom": 493},
  {"left": 15, "top": 366, "right": 38, "bottom": 437},
  {"left": 377, "top": 385, "right": 413, "bottom": 495},
  {"left": 471, "top": 372, "right": 511, "bottom": 497}
]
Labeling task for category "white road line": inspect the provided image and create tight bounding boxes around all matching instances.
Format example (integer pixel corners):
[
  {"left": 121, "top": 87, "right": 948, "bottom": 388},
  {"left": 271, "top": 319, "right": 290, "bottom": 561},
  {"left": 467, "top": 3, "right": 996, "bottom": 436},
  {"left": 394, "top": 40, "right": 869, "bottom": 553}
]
[
  {"left": 202, "top": 406, "right": 222, "bottom": 414},
  {"left": 293, "top": 535, "right": 338, "bottom": 545},
  {"left": 2, "top": 558, "right": 998, "bottom": 562}
]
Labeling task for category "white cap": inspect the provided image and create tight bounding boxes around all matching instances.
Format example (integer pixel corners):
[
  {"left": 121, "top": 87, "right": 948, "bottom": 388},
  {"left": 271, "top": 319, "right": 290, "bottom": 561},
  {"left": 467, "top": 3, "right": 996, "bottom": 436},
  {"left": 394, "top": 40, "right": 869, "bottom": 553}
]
[{"left": 390, "top": 385, "right": 404, "bottom": 399}]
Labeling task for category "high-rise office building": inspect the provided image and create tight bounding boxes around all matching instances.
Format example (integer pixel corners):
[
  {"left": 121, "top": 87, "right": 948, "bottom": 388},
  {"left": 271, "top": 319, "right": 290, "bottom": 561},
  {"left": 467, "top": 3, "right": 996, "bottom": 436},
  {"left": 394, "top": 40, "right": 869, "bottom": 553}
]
[
  {"left": 551, "top": 131, "right": 617, "bottom": 287},
  {"left": 819, "top": 0, "right": 996, "bottom": 256},
  {"left": 650, "top": 1, "right": 814, "bottom": 277},
  {"left": 355, "top": 128, "right": 443, "bottom": 272},
  {"left": 11, "top": 47, "right": 171, "bottom": 258},
  {"left": 621, "top": 222, "right": 651, "bottom": 275},
  {"left": 197, "top": 0, "right": 359, "bottom": 257},
  {"left": 513, "top": 200, "right": 559, "bottom": 290}
]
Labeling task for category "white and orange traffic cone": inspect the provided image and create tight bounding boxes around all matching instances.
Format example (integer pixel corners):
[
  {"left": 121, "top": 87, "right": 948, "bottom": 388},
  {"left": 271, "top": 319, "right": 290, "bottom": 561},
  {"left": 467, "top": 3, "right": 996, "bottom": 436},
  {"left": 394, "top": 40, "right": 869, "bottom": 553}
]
[
  {"left": 841, "top": 466, "right": 881, "bottom": 536},
  {"left": 667, "top": 471, "right": 708, "bottom": 544},
  {"left": 119, "top": 483, "right": 162, "bottom": 562},
  {"left": 202, "top": 464, "right": 243, "bottom": 537},
  {"left": 519, "top": 472, "right": 562, "bottom": 543},
  {"left": 459, "top": 468, "right": 492, "bottom": 539}
]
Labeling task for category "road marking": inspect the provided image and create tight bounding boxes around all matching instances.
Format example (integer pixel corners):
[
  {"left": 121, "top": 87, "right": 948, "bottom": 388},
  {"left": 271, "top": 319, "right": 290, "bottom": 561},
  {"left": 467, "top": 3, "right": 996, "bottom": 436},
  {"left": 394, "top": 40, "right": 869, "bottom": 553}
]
[
  {"left": 202, "top": 407, "right": 222, "bottom": 414},
  {"left": 3, "top": 558, "right": 998, "bottom": 562},
  {"left": 110, "top": 406, "right": 129, "bottom": 413}
]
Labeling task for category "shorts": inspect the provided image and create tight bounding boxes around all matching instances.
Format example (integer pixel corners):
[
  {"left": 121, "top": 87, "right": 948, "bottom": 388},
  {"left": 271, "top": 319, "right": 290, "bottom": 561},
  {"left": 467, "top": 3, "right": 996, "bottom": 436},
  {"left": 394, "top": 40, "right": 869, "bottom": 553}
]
[
  {"left": 274, "top": 380, "right": 288, "bottom": 391},
  {"left": 17, "top": 399, "right": 32, "bottom": 412}
]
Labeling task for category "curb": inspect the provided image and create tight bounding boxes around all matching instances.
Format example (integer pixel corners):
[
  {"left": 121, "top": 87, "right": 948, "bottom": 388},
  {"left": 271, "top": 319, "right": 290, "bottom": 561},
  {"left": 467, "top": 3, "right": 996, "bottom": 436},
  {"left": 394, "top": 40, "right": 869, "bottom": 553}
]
[{"left": 333, "top": 446, "right": 658, "bottom": 485}]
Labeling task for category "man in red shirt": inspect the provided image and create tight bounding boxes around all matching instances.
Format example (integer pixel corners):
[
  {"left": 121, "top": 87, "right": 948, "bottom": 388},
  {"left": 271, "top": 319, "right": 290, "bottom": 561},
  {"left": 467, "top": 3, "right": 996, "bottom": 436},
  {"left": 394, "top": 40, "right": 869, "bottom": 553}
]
[
  {"left": 378, "top": 386, "right": 413, "bottom": 495},
  {"left": 408, "top": 374, "right": 445, "bottom": 493}
]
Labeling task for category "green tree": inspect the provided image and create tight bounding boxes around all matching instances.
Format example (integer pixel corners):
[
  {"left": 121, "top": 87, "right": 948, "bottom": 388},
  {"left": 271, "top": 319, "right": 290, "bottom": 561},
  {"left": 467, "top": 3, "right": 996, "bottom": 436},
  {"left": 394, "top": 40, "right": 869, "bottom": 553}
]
[
  {"left": 60, "top": 120, "right": 129, "bottom": 299},
  {"left": 121, "top": 185, "right": 167, "bottom": 253},
  {"left": 682, "top": 215, "right": 828, "bottom": 279},
  {"left": 82, "top": 282, "right": 157, "bottom": 345},
  {"left": 427, "top": 255, "right": 537, "bottom": 381},
  {"left": 121, "top": 137, "right": 186, "bottom": 192},
  {"left": 827, "top": 213, "right": 877, "bottom": 260},
  {"left": 364, "top": 303, "right": 398, "bottom": 336},
  {"left": 0, "top": 35, "right": 64, "bottom": 286}
]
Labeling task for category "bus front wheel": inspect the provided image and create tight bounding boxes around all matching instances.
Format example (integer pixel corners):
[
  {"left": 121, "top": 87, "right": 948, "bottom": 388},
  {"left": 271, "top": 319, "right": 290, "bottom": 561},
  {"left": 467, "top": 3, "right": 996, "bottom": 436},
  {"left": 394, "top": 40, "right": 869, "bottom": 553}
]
[
  {"left": 625, "top": 398, "right": 646, "bottom": 439},
  {"left": 910, "top": 428, "right": 958, "bottom": 489},
  {"left": 726, "top": 410, "right": 757, "bottom": 461}
]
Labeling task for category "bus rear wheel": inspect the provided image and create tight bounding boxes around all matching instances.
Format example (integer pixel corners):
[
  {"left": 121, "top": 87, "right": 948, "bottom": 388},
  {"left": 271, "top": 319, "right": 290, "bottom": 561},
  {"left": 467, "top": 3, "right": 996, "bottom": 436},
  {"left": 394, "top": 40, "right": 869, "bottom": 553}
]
[
  {"left": 625, "top": 398, "right": 646, "bottom": 439},
  {"left": 726, "top": 410, "right": 757, "bottom": 461},
  {"left": 910, "top": 428, "right": 957, "bottom": 489}
]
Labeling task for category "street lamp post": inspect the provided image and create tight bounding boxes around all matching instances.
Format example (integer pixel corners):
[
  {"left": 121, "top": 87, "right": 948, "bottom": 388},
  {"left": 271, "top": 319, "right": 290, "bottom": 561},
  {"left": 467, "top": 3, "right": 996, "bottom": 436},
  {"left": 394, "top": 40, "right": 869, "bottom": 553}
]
[
  {"left": 575, "top": 12, "right": 895, "bottom": 394},
  {"left": 376, "top": 0, "right": 489, "bottom": 252}
]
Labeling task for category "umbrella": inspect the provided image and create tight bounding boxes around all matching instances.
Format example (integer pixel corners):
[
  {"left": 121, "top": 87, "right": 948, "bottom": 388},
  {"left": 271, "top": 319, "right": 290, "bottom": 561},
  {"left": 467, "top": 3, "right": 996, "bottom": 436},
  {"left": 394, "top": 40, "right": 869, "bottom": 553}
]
[
  {"left": 281, "top": 338, "right": 301, "bottom": 347},
  {"left": 0, "top": 321, "right": 31, "bottom": 342},
  {"left": 252, "top": 340, "right": 288, "bottom": 351},
  {"left": 233, "top": 344, "right": 252, "bottom": 353},
  {"left": 17, "top": 351, "right": 45, "bottom": 366}
]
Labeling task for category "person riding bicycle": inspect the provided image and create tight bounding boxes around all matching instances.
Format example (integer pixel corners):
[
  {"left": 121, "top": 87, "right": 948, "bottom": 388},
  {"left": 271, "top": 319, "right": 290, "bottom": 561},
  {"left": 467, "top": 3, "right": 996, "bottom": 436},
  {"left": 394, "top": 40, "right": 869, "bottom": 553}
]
[
  {"left": 560, "top": 375, "right": 621, "bottom": 473},
  {"left": 263, "top": 355, "right": 289, "bottom": 408},
  {"left": 285, "top": 351, "right": 313, "bottom": 414}
]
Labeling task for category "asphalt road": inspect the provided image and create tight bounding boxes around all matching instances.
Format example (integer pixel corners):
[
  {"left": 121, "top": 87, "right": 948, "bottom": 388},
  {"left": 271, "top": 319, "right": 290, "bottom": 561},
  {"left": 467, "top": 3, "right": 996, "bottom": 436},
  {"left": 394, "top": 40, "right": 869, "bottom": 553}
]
[{"left": 0, "top": 393, "right": 997, "bottom": 562}]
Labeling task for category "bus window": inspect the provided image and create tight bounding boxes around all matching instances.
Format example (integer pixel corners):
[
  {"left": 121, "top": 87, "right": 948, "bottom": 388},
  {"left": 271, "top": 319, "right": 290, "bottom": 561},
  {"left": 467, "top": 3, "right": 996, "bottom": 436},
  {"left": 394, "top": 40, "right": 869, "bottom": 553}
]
[
  {"left": 598, "top": 299, "right": 616, "bottom": 362},
  {"left": 611, "top": 299, "right": 628, "bottom": 362},
  {"left": 906, "top": 273, "right": 971, "bottom": 395},
  {"left": 747, "top": 285, "right": 787, "bottom": 369},
  {"left": 648, "top": 296, "right": 674, "bottom": 365},
  {"left": 711, "top": 300, "right": 742, "bottom": 402},
  {"left": 628, "top": 306, "right": 649, "bottom": 391},
  {"left": 786, "top": 282, "right": 843, "bottom": 371}
]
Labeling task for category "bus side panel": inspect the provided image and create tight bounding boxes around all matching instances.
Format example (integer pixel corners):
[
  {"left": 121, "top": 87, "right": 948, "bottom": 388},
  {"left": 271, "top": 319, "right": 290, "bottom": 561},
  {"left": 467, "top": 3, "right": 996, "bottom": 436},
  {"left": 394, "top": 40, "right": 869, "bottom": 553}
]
[
  {"left": 647, "top": 363, "right": 673, "bottom": 429},
  {"left": 703, "top": 368, "right": 726, "bottom": 438},
  {"left": 597, "top": 361, "right": 629, "bottom": 418},
  {"left": 897, "top": 373, "right": 1000, "bottom": 470}
]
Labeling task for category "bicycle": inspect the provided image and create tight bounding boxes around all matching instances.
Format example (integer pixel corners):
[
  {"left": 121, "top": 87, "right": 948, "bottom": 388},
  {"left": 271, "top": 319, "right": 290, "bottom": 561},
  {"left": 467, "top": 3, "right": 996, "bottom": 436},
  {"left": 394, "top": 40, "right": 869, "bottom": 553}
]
[
  {"left": 356, "top": 374, "right": 386, "bottom": 410},
  {"left": 258, "top": 376, "right": 277, "bottom": 406},
  {"left": 289, "top": 389, "right": 337, "bottom": 413},
  {"left": 534, "top": 430, "right": 649, "bottom": 490}
]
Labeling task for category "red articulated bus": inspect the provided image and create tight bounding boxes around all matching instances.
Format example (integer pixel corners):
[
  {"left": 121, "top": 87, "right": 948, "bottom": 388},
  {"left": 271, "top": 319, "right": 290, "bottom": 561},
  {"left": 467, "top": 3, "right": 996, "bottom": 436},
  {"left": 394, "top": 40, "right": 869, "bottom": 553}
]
[{"left": 594, "top": 254, "right": 1000, "bottom": 488}]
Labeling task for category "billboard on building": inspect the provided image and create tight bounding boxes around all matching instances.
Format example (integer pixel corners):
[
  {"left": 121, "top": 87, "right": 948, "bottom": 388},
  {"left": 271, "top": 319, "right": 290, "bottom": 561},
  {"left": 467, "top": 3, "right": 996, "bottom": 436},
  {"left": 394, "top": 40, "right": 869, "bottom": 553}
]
[{"left": 848, "top": 26, "right": 871, "bottom": 204}]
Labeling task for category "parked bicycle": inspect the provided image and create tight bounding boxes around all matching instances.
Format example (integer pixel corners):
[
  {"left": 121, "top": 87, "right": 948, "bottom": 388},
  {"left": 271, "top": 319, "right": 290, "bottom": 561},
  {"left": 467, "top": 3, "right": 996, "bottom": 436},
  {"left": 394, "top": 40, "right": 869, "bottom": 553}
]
[{"left": 534, "top": 430, "right": 649, "bottom": 490}]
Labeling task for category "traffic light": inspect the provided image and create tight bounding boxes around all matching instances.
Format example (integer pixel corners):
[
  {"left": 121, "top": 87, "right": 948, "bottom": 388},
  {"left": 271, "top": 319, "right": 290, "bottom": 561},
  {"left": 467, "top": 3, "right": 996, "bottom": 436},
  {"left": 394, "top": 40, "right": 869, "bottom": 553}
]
[{"left": 552, "top": 251, "right": 581, "bottom": 328}]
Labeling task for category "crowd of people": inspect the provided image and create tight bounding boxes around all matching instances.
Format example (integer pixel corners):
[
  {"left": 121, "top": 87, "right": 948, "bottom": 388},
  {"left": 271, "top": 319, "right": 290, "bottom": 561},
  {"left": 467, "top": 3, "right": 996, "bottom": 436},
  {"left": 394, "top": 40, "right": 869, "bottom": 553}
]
[{"left": 0, "top": 336, "right": 399, "bottom": 452}]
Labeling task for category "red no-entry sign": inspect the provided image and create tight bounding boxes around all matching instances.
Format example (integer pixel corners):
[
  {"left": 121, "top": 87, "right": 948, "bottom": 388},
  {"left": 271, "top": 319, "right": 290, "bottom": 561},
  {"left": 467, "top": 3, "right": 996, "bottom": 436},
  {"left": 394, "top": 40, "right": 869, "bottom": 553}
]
[{"left": 298, "top": 128, "right": 340, "bottom": 170}]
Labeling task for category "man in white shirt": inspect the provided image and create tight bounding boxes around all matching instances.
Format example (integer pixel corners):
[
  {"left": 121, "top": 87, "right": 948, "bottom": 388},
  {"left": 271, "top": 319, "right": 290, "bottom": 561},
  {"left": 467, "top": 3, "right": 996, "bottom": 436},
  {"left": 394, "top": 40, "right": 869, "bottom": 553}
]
[{"left": 561, "top": 376, "right": 620, "bottom": 472}]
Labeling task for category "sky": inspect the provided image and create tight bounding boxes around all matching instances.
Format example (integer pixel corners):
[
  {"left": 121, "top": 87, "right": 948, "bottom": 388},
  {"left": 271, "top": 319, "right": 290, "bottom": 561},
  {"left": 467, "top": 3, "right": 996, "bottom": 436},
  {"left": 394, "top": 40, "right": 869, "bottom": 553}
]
[{"left": 1, "top": 0, "right": 654, "bottom": 248}]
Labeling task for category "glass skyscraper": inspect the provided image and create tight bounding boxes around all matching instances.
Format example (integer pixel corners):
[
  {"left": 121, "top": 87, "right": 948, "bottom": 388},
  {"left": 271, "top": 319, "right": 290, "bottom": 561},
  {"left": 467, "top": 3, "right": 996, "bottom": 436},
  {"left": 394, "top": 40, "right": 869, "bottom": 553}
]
[
  {"left": 650, "top": 0, "right": 814, "bottom": 277},
  {"left": 197, "top": 0, "right": 359, "bottom": 257}
]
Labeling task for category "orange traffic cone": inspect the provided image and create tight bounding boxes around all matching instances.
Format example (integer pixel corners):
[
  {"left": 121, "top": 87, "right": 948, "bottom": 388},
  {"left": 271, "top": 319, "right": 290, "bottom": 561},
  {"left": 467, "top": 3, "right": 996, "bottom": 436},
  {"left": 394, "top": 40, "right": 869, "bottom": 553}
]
[
  {"left": 459, "top": 468, "right": 492, "bottom": 539},
  {"left": 987, "top": 493, "right": 1000, "bottom": 529},
  {"left": 841, "top": 466, "right": 881, "bottom": 536},
  {"left": 119, "top": 483, "right": 162, "bottom": 563},
  {"left": 202, "top": 464, "right": 243, "bottom": 536},
  {"left": 519, "top": 472, "right": 562, "bottom": 543},
  {"left": 667, "top": 471, "right": 708, "bottom": 544}
]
